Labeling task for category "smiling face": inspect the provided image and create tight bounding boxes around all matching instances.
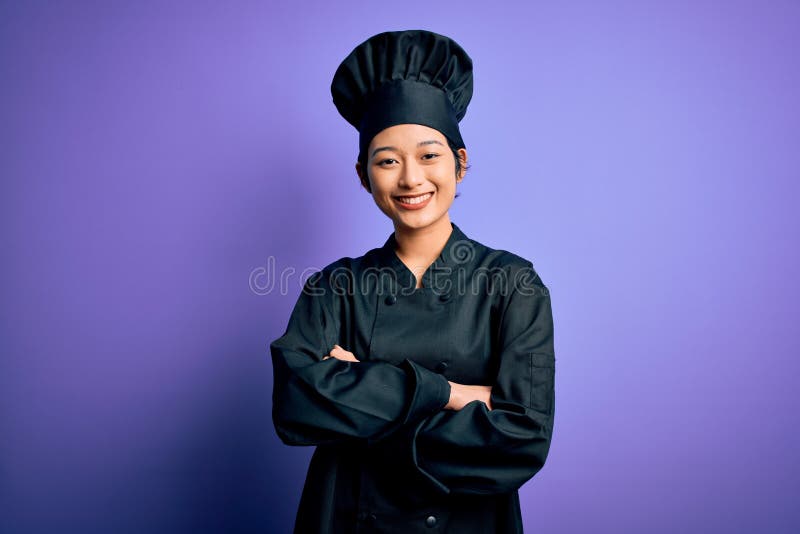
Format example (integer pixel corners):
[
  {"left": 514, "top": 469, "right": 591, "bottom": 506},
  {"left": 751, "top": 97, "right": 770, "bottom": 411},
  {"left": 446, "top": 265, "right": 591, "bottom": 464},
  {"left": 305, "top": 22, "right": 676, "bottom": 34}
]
[{"left": 355, "top": 123, "right": 467, "bottom": 234}]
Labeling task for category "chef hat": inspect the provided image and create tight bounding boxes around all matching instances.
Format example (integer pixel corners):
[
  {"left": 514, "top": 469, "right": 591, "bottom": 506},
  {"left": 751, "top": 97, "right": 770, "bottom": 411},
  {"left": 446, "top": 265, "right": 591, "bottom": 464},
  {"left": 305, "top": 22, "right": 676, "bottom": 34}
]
[{"left": 330, "top": 29, "right": 474, "bottom": 163}]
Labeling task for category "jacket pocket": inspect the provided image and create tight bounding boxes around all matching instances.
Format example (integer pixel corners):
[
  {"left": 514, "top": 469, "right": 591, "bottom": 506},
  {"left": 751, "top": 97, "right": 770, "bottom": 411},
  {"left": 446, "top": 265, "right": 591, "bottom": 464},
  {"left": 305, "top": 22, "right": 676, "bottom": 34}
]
[{"left": 529, "top": 352, "right": 555, "bottom": 415}]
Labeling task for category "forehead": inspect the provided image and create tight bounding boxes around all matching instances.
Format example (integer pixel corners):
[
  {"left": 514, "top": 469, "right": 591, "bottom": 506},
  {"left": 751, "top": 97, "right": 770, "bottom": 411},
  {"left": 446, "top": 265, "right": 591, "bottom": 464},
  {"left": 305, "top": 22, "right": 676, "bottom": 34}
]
[{"left": 369, "top": 123, "right": 447, "bottom": 148}]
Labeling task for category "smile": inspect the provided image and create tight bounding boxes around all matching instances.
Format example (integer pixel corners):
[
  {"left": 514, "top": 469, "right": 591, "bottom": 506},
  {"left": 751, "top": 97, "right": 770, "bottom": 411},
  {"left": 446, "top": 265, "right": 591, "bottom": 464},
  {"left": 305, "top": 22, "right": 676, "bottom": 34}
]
[{"left": 394, "top": 192, "right": 433, "bottom": 207}]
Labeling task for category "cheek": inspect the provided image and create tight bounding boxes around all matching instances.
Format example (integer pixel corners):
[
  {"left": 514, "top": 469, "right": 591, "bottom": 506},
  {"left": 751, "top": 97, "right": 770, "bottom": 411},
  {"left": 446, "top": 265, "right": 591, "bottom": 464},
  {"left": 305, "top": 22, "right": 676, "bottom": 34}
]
[
  {"left": 368, "top": 185, "right": 391, "bottom": 204},
  {"left": 436, "top": 175, "right": 458, "bottom": 192},
  {"left": 369, "top": 176, "right": 395, "bottom": 197}
]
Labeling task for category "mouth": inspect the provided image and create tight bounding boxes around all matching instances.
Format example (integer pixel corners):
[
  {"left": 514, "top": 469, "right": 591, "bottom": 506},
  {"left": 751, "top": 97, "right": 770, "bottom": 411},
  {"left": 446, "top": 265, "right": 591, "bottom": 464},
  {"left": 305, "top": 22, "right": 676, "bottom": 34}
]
[{"left": 393, "top": 191, "right": 434, "bottom": 209}]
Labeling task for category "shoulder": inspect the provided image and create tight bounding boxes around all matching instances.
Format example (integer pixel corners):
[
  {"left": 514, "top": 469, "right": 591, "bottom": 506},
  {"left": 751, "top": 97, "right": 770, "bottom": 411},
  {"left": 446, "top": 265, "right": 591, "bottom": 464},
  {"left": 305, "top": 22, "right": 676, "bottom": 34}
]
[
  {"left": 304, "top": 249, "right": 381, "bottom": 295},
  {"left": 469, "top": 237, "right": 548, "bottom": 293}
]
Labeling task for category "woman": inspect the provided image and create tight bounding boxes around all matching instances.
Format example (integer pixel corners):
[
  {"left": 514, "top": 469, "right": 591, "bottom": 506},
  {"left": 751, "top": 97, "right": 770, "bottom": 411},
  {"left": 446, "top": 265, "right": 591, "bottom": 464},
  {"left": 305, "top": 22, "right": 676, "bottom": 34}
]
[{"left": 270, "top": 29, "right": 555, "bottom": 533}]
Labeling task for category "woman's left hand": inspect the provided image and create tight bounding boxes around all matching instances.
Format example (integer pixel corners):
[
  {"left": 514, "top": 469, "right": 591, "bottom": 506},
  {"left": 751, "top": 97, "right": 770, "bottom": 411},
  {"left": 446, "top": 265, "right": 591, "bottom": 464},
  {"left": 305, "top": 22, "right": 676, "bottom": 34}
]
[{"left": 322, "top": 344, "right": 360, "bottom": 362}]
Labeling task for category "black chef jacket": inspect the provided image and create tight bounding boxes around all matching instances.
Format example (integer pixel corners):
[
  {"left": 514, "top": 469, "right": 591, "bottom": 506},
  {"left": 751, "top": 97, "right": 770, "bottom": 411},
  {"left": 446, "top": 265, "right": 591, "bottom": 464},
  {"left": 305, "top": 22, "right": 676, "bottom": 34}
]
[{"left": 270, "top": 221, "right": 555, "bottom": 533}]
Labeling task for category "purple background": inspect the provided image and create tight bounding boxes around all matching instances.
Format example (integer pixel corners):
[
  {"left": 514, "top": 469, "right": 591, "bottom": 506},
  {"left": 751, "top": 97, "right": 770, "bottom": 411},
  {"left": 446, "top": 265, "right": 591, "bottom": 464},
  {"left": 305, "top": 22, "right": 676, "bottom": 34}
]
[{"left": 1, "top": 1, "right": 798, "bottom": 533}]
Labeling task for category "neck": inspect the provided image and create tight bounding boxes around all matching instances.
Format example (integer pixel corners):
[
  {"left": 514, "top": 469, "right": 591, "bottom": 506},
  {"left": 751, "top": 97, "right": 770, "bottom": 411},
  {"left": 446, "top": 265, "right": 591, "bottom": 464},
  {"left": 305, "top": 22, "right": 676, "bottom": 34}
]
[{"left": 393, "top": 215, "right": 453, "bottom": 261}]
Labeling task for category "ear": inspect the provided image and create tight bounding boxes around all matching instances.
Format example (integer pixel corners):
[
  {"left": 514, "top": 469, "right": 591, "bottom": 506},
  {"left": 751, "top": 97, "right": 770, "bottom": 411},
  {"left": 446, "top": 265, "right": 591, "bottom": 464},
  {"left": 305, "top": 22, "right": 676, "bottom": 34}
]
[
  {"left": 456, "top": 148, "right": 468, "bottom": 182},
  {"left": 355, "top": 161, "right": 372, "bottom": 193}
]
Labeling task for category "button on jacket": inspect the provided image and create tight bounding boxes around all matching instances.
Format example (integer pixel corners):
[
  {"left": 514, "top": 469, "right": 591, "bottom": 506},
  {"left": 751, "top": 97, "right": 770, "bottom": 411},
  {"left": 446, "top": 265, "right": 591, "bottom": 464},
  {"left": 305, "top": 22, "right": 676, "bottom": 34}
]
[{"left": 270, "top": 222, "right": 556, "bottom": 533}]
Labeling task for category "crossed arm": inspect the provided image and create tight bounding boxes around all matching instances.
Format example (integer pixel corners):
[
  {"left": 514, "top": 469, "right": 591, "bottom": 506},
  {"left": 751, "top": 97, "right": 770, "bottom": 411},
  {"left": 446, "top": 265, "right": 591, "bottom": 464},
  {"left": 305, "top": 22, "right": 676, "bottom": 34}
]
[{"left": 323, "top": 344, "right": 493, "bottom": 412}]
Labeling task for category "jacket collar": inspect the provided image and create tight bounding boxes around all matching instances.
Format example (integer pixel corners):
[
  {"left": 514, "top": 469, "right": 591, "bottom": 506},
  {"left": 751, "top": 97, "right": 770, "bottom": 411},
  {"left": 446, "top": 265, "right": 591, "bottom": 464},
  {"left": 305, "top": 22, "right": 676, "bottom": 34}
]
[{"left": 376, "top": 221, "right": 472, "bottom": 293}]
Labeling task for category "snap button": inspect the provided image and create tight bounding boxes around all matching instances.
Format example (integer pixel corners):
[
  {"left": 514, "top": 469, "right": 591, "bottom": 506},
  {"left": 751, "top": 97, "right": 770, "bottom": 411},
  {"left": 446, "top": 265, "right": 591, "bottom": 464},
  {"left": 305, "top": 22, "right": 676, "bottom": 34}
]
[
  {"left": 435, "top": 361, "right": 448, "bottom": 373},
  {"left": 385, "top": 294, "right": 397, "bottom": 305},
  {"left": 438, "top": 292, "right": 451, "bottom": 302},
  {"left": 367, "top": 513, "right": 377, "bottom": 523},
  {"left": 425, "top": 515, "right": 437, "bottom": 527}
]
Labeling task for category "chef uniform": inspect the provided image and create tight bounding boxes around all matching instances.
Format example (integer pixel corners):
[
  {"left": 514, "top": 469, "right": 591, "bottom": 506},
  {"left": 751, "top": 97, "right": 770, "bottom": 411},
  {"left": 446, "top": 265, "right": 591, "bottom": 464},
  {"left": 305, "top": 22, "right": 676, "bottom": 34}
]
[{"left": 270, "top": 30, "right": 556, "bottom": 534}]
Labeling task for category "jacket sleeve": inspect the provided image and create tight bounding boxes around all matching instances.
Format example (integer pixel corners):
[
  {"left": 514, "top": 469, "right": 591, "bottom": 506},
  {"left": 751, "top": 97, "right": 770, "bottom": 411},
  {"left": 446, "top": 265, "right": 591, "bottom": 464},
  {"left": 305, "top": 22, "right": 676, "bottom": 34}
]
[
  {"left": 381, "top": 265, "right": 556, "bottom": 496},
  {"left": 270, "top": 271, "right": 452, "bottom": 447}
]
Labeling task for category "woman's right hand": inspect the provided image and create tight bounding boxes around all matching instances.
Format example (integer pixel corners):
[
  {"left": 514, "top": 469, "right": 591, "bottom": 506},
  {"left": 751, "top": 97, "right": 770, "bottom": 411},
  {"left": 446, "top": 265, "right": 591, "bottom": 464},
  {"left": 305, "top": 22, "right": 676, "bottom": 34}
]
[{"left": 445, "top": 381, "right": 493, "bottom": 411}]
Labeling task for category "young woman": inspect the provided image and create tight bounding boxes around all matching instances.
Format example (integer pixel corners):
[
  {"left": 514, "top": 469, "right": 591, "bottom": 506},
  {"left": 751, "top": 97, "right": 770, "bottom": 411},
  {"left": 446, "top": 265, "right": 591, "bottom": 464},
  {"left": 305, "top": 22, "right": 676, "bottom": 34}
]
[{"left": 270, "top": 29, "right": 556, "bottom": 533}]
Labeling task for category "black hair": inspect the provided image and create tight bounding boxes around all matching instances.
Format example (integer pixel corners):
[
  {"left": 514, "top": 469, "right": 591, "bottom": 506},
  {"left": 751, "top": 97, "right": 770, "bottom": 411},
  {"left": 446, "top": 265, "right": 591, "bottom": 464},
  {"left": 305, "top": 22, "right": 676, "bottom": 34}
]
[{"left": 358, "top": 138, "right": 470, "bottom": 198}]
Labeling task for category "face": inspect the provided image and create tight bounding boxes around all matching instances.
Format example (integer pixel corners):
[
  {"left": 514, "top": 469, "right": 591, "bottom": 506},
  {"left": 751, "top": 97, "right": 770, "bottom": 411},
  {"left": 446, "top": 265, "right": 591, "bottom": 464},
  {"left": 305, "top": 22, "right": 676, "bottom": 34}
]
[{"left": 356, "top": 123, "right": 467, "bottom": 233}]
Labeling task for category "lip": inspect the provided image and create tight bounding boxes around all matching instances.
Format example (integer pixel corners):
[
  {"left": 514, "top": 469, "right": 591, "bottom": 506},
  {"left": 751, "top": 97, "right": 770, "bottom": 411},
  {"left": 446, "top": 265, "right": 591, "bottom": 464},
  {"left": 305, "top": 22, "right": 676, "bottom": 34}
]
[{"left": 393, "top": 191, "right": 434, "bottom": 210}]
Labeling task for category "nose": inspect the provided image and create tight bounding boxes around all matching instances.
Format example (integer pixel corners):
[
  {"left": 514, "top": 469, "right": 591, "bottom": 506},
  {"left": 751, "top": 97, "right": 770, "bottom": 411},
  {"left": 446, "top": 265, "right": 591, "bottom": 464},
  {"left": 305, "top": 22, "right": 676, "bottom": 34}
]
[{"left": 398, "top": 158, "right": 424, "bottom": 189}]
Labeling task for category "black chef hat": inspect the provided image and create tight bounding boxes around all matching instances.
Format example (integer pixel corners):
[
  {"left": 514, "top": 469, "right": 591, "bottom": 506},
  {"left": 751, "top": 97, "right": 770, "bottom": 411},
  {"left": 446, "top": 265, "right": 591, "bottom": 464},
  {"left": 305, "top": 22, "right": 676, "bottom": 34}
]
[{"left": 330, "top": 29, "right": 473, "bottom": 163}]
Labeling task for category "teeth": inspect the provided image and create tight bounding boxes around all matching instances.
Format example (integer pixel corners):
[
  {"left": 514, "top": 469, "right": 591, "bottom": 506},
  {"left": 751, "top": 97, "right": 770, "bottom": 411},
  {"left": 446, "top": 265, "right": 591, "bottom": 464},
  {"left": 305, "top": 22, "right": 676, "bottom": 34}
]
[{"left": 397, "top": 193, "right": 432, "bottom": 204}]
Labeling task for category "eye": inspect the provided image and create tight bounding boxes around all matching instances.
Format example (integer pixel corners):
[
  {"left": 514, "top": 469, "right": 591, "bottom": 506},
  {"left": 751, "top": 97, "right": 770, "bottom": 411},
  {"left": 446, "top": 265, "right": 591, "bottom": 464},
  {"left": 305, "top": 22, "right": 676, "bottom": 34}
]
[
  {"left": 422, "top": 153, "right": 440, "bottom": 160},
  {"left": 378, "top": 158, "right": 397, "bottom": 166}
]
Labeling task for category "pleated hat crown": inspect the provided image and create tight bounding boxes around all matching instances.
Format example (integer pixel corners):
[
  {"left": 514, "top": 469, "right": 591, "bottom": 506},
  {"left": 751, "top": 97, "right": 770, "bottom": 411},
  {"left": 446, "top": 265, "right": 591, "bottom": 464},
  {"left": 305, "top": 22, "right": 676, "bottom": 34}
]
[{"left": 330, "top": 29, "right": 474, "bottom": 162}]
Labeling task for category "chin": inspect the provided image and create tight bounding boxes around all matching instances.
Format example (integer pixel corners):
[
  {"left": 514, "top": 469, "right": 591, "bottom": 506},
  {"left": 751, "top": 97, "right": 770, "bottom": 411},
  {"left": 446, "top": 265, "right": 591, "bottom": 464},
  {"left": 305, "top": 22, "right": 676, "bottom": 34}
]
[{"left": 395, "top": 212, "right": 445, "bottom": 228}]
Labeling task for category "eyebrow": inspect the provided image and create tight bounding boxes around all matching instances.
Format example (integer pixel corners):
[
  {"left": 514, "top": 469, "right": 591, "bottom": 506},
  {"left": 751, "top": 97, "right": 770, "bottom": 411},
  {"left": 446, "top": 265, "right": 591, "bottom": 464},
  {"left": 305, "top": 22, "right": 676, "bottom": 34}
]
[{"left": 371, "top": 139, "right": 445, "bottom": 159}]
